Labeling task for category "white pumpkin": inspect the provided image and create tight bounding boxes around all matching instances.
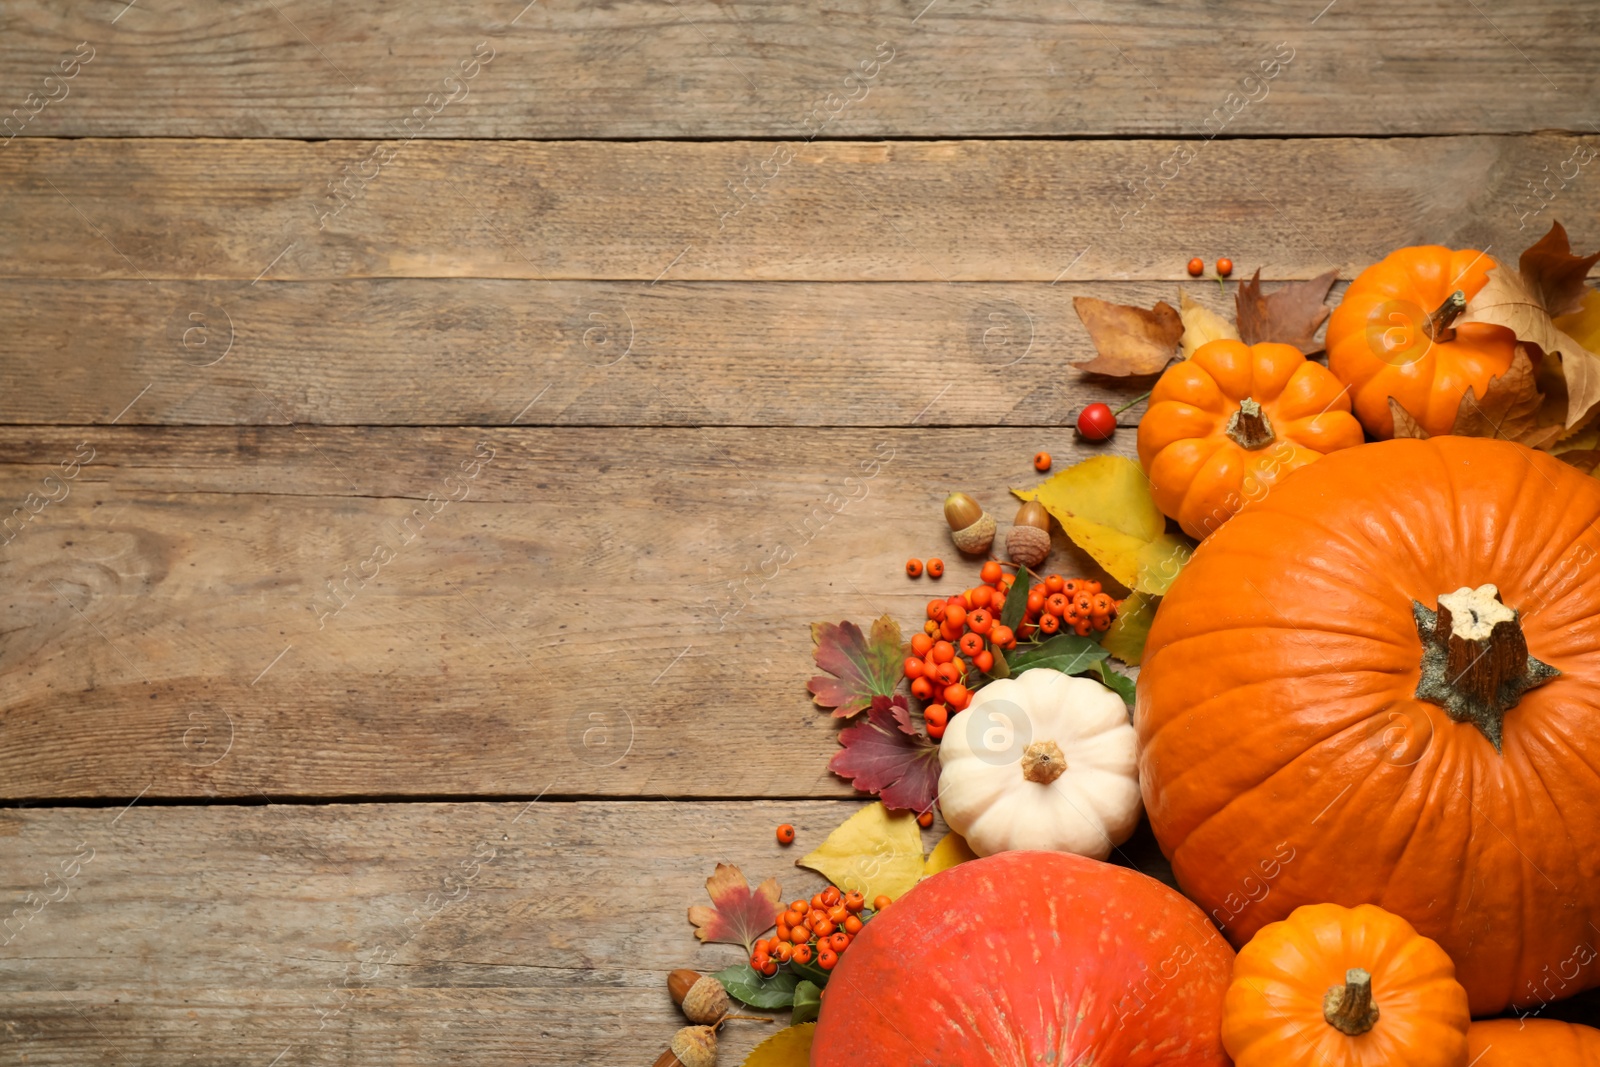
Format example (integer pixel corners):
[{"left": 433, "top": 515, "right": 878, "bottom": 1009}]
[{"left": 937, "top": 668, "right": 1141, "bottom": 860}]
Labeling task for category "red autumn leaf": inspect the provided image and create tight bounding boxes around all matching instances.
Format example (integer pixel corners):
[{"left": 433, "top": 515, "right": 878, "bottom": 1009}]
[
  {"left": 687, "top": 863, "right": 781, "bottom": 952},
  {"left": 808, "top": 615, "right": 904, "bottom": 719},
  {"left": 828, "top": 695, "right": 940, "bottom": 815}
]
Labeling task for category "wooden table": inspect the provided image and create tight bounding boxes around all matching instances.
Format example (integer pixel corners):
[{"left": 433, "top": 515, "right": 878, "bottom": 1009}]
[{"left": 2, "top": 2, "right": 1598, "bottom": 1061}]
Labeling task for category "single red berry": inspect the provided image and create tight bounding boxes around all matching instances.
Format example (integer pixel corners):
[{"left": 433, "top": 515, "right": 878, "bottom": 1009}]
[
  {"left": 776, "top": 823, "right": 796, "bottom": 846},
  {"left": 1216, "top": 257, "right": 1234, "bottom": 278},
  {"left": 1187, "top": 257, "right": 1204, "bottom": 277},
  {"left": 1077, "top": 403, "right": 1117, "bottom": 441}
]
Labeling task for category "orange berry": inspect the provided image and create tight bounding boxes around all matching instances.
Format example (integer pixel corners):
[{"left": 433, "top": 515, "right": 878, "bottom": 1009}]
[
  {"left": 1216, "top": 257, "right": 1233, "bottom": 278},
  {"left": 789, "top": 899, "right": 807, "bottom": 913},
  {"left": 828, "top": 905, "right": 848, "bottom": 924},
  {"left": 1044, "top": 575, "right": 1065, "bottom": 594},
  {"left": 935, "top": 661, "right": 960, "bottom": 686},
  {"left": 1025, "top": 589, "right": 1046, "bottom": 613},
  {"left": 818, "top": 947, "right": 839, "bottom": 971},
  {"left": 821, "top": 886, "right": 841, "bottom": 906},
  {"left": 814, "top": 918, "right": 836, "bottom": 938},
  {"left": 1033, "top": 451, "right": 1051, "bottom": 472},
  {"left": 974, "top": 649, "right": 994, "bottom": 673},
  {"left": 1090, "top": 593, "right": 1114, "bottom": 618},
  {"left": 872, "top": 895, "right": 892, "bottom": 911},
  {"left": 1093, "top": 614, "right": 1113, "bottom": 632},
  {"left": 917, "top": 810, "right": 934, "bottom": 828},
  {"left": 904, "top": 656, "right": 925, "bottom": 680},
  {"left": 980, "top": 561, "right": 1004, "bottom": 585},
  {"left": 959, "top": 631, "right": 984, "bottom": 657},
  {"left": 844, "top": 890, "right": 865, "bottom": 912},
  {"left": 931, "top": 640, "right": 954, "bottom": 664},
  {"left": 1074, "top": 593, "right": 1094, "bottom": 615},
  {"left": 944, "top": 603, "right": 967, "bottom": 628},
  {"left": 1038, "top": 613, "right": 1061, "bottom": 635},
  {"left": 774, "top": 942, "right": 794, "bottom": 962},
  {"left": 967, "top": 608, "right": 993, "bottom": 634},
  {"left": 843, "top": 914, "right": 864, "bottom": 934},
  {"left": 971, "top": 585, "right": 995, "bottom": 609},
  {"left": 1045, "top": 593, "right": 1069, "bottom": 616},
  {"left": 1084, "top": 580, "right": 1103, "bottom": 596},
  {"left": 910, "top": 676, "right": 933, "bottom": 700},
  {"left": 792, "top": 943, "right": 813, "bottom": 965},
  {"left": 1073, "top": 618, "right": 1094, "bottom": 636},
  {"left": 998, "top": 573, "right": 1015, "bottom": 591},
  {"left": 924, "top": 703, "right": 949, "bottom": 738},
  {"left": 911, "top": 632, "right": 934, "bottom": 656},
  {"left": 1062, "top": 578, "right": 1081, "bottom": 596},
  {"left": 940, "top": 620, "right": 964, "bottom": 642},
  {"left": 776, "top": 923, "right": 791, "bottom": 943},
  {"left": 926, "top": 558, "right": 945, "bottom": 578},
  {"left": 791, "top": 923, "right": 812, "bottom": 943},
  {"left": 923, "top": 619, "right": 940, "bottom": 636},
  {"left": 757, "top": 958, "right": 778, "bottom": 976},
  {"left": 776, "top": 823, "right": 796, "bottom": 846},
  {"left": 829, "top": 931, "right": 851, "bottom": 952},
  {"left": 905, "top": 558, "right": 923, "bottom": 578},
  {"left": 1187, "top": 256, "right": 1204, "bottom": 277},
  {"left": 944, "top": 683, "right": 971, "bottom": 710},
  {"left": 927, "top": 599, "right": 947, "bottom": 622},
  {"left": 990, "top": 624, "right": 1015, "bottom": 649}
]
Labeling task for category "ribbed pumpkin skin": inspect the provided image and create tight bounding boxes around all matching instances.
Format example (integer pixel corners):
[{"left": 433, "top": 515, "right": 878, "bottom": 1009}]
[
  {"left": 1137, "top": 437, "right": 1600, "bottom": 1015},
  {"left": 810, "top": 851, "right": 1233, "bottom": 1066},
  {"left": 1325, "top": 245, "right": 1516, "bottom": 438},
  {"left": 1222, "top": 903, "right": 1469, "bottom": 1067},
  {"left": 1469, "top": 1019, "right": 1600, "bottom": 1065}
]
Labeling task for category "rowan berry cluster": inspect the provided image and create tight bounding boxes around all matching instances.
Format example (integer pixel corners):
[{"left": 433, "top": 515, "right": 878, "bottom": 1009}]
[
  {"left": 1021, "top": 575, "right": 1119, "bottom": 638},
  {"left": 749, "top": 886, "right": 887, "bottom": 976},
  {"left": 905, "top": 560, "right": 1017, "bottom": 738}
]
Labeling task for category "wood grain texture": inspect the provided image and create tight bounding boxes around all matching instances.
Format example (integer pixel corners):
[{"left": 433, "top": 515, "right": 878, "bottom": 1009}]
[
  {"left": 1, "top": 1, "right": 1597, "bottom": 138},
  {"left": 0, "top": 801, "right": 1193, "bottom": 1065},
  {"left": 3, "top": 136, "right": 1595, "bottom": 282},
  {"left": 0, "top": 425, "right": 1126, "bottom": 800},
  {"left": 0, "top": 279, "right": 1226, "bottom": 426}
]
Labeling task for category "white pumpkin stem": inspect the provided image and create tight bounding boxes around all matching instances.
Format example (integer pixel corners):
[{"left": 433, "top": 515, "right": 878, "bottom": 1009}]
[
  {"left": 1021, "top": 740, "right": 1066, "bottom": 785},
  {"left": 1322, "top": 968, "right": 1379, "bottom": 1036}
]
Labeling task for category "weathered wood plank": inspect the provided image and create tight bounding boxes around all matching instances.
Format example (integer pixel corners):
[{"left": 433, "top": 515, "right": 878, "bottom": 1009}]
[
  {"left": 0, "top": 279, "right": 1225, "bottom": 426},
  {"left": 0, "top": 426, "right": 1125, "bottom": 799},
  {"left": 0, "top": 801, "right": 1189, "bottom": 1064},
  {"left": 2, "top": 1, "right": 1597, "bottom": 138},
  {"left": 2, "top": 136, "right": 1593, "bottom": 282}
]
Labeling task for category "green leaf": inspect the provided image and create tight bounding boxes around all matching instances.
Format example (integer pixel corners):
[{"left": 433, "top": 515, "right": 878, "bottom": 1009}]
[
  {"left": 987, "top": 643, "right": 1010, "bottom": 680},
  {"left": 999, "top": 567, "right": 1033, "bottom": 632},
  {"left": 790, "top": 980, "right": 822, "bottom": 1025},
  {"left": 1102, "top": 590, "right": 1159, "bottom": 666},
  {"left": 713, "top": 963, "right": 800, "bottom": 1009},
  {"left": 787, "top": 957, "right": 831, "bottom": 988},
  {"left": 1094, "top": 660, "right": 1137, "bottom": 706},
  {"left": 1006, "top": 633, "right": 1109, "bottom": 676}
]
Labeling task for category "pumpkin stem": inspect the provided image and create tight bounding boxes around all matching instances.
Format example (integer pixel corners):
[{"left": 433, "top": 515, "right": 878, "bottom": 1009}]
[
  {"left": 1413, "top": 584, "right": 1559, "bottom": 752},
  {"left": 1322, "top": 968, "right": 1380, "bottom": 1036},
  {"left": 1224, "top": 398, "right": 1275, "bottom": 450},
  {"left": 1021, "top": 739, "right": 1067, "bottom": 785},
  {"left": 1425, "top": 290, "right": 1467, "bottom": 343}
]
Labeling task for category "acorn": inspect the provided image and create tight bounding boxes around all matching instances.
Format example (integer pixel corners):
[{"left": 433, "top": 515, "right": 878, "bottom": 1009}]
[
  {"left": 944, "top": 492, "right": 996, "bottom": 555},
  {"left": 654, "top": 1024, "right": 717, "bottom": 1067},
  {"left": 1007, "top": 500, "right": 1052, "bottom": 567},
  {"left": 668, "top": 969, "right": 732, "bottom": 1025}
]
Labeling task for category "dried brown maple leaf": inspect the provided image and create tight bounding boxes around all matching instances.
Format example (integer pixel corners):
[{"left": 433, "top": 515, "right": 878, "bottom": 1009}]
[
  {"left": 688, "top": 863, "right": 781, "bottom": 951},
  {"left": 1519, "top": 221, "right": 1600, "bottom": 319},
  {"left": 1386, "top": 346, "right": 1562, "bottom": 450},
  {"left": 1072, "top": 296, "right": 1183, "bottom": 375},
  {"left": 1235, "top": 269, "right": 1338, "bottom": 354},
  {"left": 1457, "top": 261, "right": 1598, "bottom": 427}
]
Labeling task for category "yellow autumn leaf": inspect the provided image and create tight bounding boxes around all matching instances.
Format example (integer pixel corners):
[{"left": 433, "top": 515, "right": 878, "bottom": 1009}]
[
  {"left": 1014, "top": 456, "right": 1191, "bottom": 595},
  {"left": 797, "top": 801, "right": 923, "bottom": 903},
  {"left": 742, "top": 1022, "right": 815, "bottom": 1067},
  {"left": 1178, "top": 290, "right": 1238, "bottom": 359},
  {"left": 1101, "top": 590, "right": 1159, "bottom": 666},
  {"left": 923, "top": 831, "right": 979, "bottom": 877}
]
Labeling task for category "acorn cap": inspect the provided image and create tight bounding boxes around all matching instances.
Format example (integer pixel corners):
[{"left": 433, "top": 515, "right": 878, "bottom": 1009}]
[
  {"left": 669, "top": 1024, "right": 718, "bottom": 1067},
  {"left": 950, "top": 512, "right": 997, "bottom": 554},
  {"left": 681, "top": 974, "right": 732, "bottom": 1024},
  {"left": 1006, "top": 524, "right": 1051, "bottom": 567}
]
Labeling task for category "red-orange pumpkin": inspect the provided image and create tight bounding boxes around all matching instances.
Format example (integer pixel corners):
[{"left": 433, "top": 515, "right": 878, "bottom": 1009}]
[
  {"left": 1137, "top": 436, "right": 1600, "bottom": 1015},
  {"left": 1469, "top": 1019, "right": 1600, "bottom": 1066},
  {"left": 811, "top": 851, "right": 1234, "bottom": 1065}
]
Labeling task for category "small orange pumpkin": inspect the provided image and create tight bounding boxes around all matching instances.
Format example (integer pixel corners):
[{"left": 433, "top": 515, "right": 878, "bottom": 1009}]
[
  {"left": 1325, "top": 245, "right": 1517, "bottom": 438},
  {"left": 1469, "top": 1019, "right": 1600, "bottom": 1066},
  {"left": 1137, "top": 338, "right": 1363, "bottom": 540},
  {"left": 1222, "top": 903, "right": 1469, "bottom": 1067}
]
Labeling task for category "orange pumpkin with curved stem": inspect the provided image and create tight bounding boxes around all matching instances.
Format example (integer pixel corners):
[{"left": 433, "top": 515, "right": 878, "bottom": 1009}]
[
  {"left": 1222, "top": 903, "right": 1469, "bottom": 1067},
  {"left": 1139, "top": 436, "right": 1600, "bottom": 1014},
  {"left": 1469, "top": 1019, "right": 1600, "bottom": 1065},
  {"left": 1137, "top": 338, "right": 1363, "bottom": 540},
  {"left": 1325, "top": 245, "right": 1517, "bottom": 438}
]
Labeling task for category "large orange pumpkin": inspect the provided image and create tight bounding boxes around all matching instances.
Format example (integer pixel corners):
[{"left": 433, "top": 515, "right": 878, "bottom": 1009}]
[
  {"left": 1137, "top": 436, "right": 1600, "bottom": 1015},
  {"left": 1325, "top": 245, "right": 1517, "bottom": 438},
  {"left": 1469, "top": 1019, "right": 1600, "bottom": 1065},
  {"left": 1138, "top": 338, "right": 1363, "bottom": 540},
  {"left": 1222, "top": 903, "right": 1469, "bottom": 1067}
]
